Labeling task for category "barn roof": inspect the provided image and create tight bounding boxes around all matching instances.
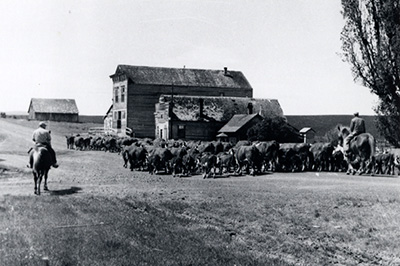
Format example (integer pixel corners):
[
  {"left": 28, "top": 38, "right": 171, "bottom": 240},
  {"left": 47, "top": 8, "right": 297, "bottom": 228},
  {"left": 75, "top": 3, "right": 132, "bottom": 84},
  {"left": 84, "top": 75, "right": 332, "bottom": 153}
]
[
  {"left": 159, "top": 95, "right": 284, "bottom": 122},
  {"left": 111, "top": 65, "right": 252, "bottom": 89},
  {"left": 28, "top": 98, "right": 79, "bottom": 114},
  {"left": 218, "top": 113, "right": 262, "bottom": 133}
]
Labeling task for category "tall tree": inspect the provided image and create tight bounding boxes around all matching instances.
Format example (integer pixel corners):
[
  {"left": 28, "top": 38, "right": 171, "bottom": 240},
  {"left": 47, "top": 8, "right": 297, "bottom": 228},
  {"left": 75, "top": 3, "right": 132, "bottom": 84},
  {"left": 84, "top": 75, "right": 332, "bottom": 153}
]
[{"left": 341, "top": 0, "right": 400, "bottom": 147}]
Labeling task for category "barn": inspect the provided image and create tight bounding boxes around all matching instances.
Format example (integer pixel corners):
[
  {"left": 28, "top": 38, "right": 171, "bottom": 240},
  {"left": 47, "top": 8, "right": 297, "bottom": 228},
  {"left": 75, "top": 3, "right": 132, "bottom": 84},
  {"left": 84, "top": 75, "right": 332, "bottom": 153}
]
[
  {"left": 109, "top": 65, "right": 253, "bottom": 138},
  {"left": 28, "top": 98, "right": 79, "bottom": 122},
  {"left": 155, "top": 95, "right": 284, "bottom": 141}
]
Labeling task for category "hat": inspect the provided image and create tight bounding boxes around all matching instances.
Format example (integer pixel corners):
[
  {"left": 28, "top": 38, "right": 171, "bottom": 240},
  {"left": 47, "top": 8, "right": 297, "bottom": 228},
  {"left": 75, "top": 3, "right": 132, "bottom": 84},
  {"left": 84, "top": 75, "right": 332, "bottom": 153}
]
[
  {"left": 39, "top": 121, "right": 47, "bottom": 128},
  {"left": 354, "top": 112, "right": 359, "bottom": 116}
]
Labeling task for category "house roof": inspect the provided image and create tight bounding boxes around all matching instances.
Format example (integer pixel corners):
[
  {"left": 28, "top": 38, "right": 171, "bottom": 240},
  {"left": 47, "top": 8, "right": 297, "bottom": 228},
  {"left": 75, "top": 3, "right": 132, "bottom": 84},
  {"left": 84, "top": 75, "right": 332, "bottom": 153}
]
[
  {"left": 218, "top": 113, "right": 261, "bottom": 133},
  {"left": 299, "top": 127, "right": 315, "bottom": 134},
  {"left": 159, "top": 95, "right": 284, "bottom": 122},
  {"left": 111, "top": 65, "right": 252, "bottom": 89},
  {"left": 28, "top": 98, "right": 79, "bottom": 114}
]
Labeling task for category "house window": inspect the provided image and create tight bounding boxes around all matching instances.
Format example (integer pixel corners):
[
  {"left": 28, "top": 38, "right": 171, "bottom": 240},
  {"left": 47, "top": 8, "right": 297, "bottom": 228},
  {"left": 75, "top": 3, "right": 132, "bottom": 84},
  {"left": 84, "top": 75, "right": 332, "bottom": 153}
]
[
  {"left": 178, "top": 125, "right": 185, "bottom": 139},
  {"left": 122, "top": 111, "right": 125, "bottom": 119},
  {"left": 121, "top": 86, "right": 125, "bottom": 103},
  {"left": 114, "top": 87, "right": 119, "bottom": 103}
]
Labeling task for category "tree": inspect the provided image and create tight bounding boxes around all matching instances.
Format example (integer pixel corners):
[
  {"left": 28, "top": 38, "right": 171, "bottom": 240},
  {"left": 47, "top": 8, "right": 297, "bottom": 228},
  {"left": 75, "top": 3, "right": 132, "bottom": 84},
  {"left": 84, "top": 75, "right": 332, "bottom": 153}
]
[
  {"left": 247, "top": 116, "right": 301, "bottom": 143},
  {"left": 341, "top": 0, "right": 400, "bottom": 147}
]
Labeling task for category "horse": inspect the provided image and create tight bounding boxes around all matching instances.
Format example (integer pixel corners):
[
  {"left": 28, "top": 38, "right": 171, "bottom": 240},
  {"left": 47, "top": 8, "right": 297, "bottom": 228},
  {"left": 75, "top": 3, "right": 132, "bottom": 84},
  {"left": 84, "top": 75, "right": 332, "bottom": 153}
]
[
  {"left": 337, "top": 125, "right": 376, "bottom": 175},
  {"left": 28, "top": 145, "right": 52, "bottom": 195}
]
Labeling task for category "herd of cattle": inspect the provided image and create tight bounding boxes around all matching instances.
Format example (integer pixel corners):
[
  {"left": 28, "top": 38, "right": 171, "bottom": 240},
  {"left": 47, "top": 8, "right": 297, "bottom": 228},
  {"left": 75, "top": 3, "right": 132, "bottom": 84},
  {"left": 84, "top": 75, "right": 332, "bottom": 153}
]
[{"left": 65, "top": 134, "right": 400, "bottom": 178}]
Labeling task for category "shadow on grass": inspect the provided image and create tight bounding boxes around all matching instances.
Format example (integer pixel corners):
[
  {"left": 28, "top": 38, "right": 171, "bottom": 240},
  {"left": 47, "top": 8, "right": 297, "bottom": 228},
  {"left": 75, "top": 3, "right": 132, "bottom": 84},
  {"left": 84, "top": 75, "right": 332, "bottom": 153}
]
[{"left": 49, "top": 186, "right": 82, "bottom": 196}]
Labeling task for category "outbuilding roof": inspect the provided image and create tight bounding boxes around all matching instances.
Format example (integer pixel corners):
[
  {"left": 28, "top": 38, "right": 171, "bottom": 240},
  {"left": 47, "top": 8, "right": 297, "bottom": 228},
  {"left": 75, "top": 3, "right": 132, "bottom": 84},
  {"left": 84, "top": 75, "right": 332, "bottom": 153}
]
[
  {"left": 111, "top": 65, "right": 253, "bottom": 89},
  {"left": 218, "top": 113, "right": 262, "bottom": 133},
  {"left": 159, "top": 95, "right": 284, "bottom": 122},
  {"left": 28, "top": 98, "right": 79, "bottom": 114}
]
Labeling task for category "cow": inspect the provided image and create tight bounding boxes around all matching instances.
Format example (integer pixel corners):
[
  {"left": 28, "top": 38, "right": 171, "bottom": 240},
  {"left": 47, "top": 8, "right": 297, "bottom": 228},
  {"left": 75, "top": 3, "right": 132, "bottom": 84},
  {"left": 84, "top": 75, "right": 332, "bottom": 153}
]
[
  {"left": 147, "top": 147, "right": 173, "bottom": 175},
  {"left": 309, "top": 142, "right": 335, "bottom": 171},
  {"left": 234, "top": 145, "right": 262, "bottom": 176},
  {"left": 123, "top": 145, "right": 148, "bottom": 171},
  {"left": 278, "top": 143, "right": 311, "bottom": 172},
  {"left": 216, "top": 150, "right": 236, "bottom": 174},
  {"left": 332, "top": 146, "right": 347, "bottom": 172},
  {"left": 170, "top": 146, "right": 188, "bottom": 177},
  {"left": 374, "top": 153, "right": 395, "bottom": 175},
  {"left": 255, "top": 140, "right": 279, "bottom": 172},
  {"left": 65, "top": 135, "right": 75, "bottom": 149},
  {"left": 74, "top": 136, "right": 85, "bottom": 151},
  {"left": 198, "top": 152, "right": 218, "bottom": 178}
]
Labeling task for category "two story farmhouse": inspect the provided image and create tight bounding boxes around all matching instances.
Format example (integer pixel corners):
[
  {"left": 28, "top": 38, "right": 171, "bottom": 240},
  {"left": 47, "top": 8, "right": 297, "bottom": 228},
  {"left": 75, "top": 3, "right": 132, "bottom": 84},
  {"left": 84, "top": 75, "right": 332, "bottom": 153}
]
[{"left": 109, "top": 65, "right": 253, "bottom": 138}]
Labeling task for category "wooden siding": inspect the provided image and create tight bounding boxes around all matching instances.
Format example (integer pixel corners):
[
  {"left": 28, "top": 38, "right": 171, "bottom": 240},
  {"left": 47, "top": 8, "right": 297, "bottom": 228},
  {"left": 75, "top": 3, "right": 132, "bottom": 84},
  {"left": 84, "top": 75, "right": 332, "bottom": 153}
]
[
  {"left": 29, "top": 112, "right": 79, "bottom": 122},
  {"left": 127, "top": 83, "right": 252, "bottom": 138}
]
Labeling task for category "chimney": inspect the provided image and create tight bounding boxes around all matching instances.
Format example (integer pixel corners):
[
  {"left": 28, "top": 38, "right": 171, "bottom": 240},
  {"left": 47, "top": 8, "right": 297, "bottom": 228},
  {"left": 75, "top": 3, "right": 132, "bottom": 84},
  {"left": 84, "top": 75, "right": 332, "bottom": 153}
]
[
  {"left": 199, "top": 98, "right": 204, "bottom": 118},
  {"left": 247, "top": 102, "right": 253, "bottom": 115},
  {"left": 224, "top": 67, "right": 228, "bottom": 75}
]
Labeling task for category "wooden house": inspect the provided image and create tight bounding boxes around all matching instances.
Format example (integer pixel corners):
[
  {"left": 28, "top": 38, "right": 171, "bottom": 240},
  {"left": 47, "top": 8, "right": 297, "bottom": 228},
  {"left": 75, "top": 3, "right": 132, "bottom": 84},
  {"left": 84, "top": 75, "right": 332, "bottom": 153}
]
[
  {"left": 109, "top": 65, "right": 253, "bottom": 138},
  {"left": 155, "top": 95, "right": 284, "bottom": 141},
  {"left": 28, "top": 98, "right": 79, "bottom": 122}
]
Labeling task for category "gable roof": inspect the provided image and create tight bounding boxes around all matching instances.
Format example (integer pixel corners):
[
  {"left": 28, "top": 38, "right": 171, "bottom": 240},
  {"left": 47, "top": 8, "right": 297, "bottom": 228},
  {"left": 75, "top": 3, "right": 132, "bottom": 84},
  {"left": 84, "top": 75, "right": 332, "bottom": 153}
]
[
  {"left": 299, "top": 127, "right": 315, "bottom": 134},
  {"left": 218, "top": 113, "right": 262, "bottom": 133},
  {"left": 111, "top": 65, "right": 252, "bottom": 89},
  {"left": 160, "top": 95, "right": 284, "bottom": 122},
  {"left": 28, "top": 98, "right": 79, "bottom": 114}
]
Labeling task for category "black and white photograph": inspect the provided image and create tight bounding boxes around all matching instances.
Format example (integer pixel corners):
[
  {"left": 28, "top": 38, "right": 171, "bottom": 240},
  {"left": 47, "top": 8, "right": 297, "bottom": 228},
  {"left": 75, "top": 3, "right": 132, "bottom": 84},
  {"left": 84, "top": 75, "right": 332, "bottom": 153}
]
[{"left": 1, "top": 0, "right": 400, "bottom": 265}]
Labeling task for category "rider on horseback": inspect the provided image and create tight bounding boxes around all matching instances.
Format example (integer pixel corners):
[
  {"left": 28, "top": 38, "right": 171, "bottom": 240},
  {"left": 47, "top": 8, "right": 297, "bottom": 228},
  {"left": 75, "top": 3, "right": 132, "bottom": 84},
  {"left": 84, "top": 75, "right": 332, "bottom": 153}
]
[
  {"left": 343, "top": 112, "right": 366, "bottom": 157},
  {"left": 28, "top": 121, "right": 59, "bottom": 168}
]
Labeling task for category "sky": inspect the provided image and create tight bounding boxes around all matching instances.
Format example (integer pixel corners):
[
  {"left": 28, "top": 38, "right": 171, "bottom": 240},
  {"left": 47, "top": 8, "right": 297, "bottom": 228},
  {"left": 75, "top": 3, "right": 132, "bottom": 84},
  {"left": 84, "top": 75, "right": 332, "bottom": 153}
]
[{"left": 0, "top": 0, "right": 379, "bottom": 115}]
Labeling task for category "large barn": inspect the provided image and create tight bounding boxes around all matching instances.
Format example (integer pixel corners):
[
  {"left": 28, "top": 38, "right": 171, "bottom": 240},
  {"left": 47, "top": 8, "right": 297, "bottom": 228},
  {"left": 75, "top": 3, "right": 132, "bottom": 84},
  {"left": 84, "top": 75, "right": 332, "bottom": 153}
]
[
  {"left": 28, "top": 98, "right": 79, "bottom": 122},
  {"left": 109, "top": 65, "right": 253, "bottom": 138},
  {"left": 154, "top": 95, "right": 284, "bottom": 141}
]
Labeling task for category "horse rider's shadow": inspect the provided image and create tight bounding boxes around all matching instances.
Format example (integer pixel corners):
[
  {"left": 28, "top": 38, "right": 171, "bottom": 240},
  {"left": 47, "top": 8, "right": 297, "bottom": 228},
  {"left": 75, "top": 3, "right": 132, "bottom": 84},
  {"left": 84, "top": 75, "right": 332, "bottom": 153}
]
[{"left": 49, "top": 186, "right": 82, "bottom": 196}]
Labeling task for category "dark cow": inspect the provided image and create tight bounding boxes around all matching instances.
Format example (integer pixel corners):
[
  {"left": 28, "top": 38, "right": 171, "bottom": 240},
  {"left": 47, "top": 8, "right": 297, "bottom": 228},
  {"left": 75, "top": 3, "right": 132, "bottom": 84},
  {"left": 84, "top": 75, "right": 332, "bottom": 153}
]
[
  {"left": 374, "top": 153, "right": 395, "bottom": 175},
  {"left": 147, "top": 147, "right": 174, "bottom": 175},
  {"left": 278, "top": 143, "right": 311, "bottom": 172},
  {"left": 332, "top": 147, "right": 347, "bottom": 172},
  {"left": 83, "top": 136, "right": 92, "bottom": 150},
  {"left": 123, "top": 145, "right": 147, "bottom": 171},
  {"left": 74, "top": 136, "right": 85, "bottom": 151},
  {"left": 65, "top": 135, "right": 75, "bottom": 149},
  {"left": 310, "top": 142, "right": 335, "bottom": 171},
  {"left": 255, "top": 140, "right": 279, "bottom": 172},
  {"left": 170, "top": 146, "right": 188, "bottom": 177},
  {"left": 234, "top": 145, "right": 262, "bottom": 176}
]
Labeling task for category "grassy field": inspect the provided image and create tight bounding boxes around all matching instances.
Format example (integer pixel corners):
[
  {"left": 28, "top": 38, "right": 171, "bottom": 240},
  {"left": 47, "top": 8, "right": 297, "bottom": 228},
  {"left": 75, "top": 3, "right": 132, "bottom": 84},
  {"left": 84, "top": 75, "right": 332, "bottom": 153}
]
[{"left": 1, "top": 118, "right": 400, "bottom": 265}]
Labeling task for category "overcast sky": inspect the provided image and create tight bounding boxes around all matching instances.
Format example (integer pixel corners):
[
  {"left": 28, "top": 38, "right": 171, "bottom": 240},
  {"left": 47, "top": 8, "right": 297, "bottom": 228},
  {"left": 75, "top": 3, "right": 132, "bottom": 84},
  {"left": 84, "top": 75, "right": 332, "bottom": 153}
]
[{"left": 0, "top": 0, "right": 378, "bottom": 115}]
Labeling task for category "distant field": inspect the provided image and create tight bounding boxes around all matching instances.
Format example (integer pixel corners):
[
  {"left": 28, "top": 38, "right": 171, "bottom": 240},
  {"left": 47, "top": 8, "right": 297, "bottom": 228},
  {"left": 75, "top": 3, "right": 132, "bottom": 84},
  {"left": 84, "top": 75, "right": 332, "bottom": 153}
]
[{"left": 286, "top": 115, "right": 381, "bottom": 139}]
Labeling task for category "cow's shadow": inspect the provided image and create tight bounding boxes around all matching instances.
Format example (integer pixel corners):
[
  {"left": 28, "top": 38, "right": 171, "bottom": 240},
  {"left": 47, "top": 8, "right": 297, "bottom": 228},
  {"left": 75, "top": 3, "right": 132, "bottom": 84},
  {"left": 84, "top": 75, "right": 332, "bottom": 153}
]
[{"left": 49, "top": 186, "right": 82, "bottom": 196}]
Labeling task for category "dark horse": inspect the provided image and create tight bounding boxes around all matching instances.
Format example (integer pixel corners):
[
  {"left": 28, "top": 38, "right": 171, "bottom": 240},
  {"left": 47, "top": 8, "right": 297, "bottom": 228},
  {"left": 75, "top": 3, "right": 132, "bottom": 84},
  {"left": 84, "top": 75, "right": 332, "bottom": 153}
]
[
  {"left": 337, "top": 125, "right": 376, "bottom": 175},
  {"left": 29, "top": 145, "right": 52, "bottom": 195}
]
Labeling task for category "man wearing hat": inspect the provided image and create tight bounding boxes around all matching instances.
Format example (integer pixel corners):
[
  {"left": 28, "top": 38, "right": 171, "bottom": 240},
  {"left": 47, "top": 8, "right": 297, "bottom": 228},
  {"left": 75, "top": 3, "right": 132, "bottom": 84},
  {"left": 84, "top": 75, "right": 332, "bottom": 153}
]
[
  {"left": 343, "top": 112, "right": 366, "bottom": 156},
  {"left": 29, "top": 121, "right": 58, "bottom": 168}
]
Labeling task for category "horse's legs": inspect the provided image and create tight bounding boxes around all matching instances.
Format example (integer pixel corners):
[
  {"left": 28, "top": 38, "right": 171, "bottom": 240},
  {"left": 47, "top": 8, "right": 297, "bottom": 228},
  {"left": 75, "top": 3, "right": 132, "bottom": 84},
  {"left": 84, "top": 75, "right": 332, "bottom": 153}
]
[
  {"left": 37, "top": 172, "right": 43, "bottom": 195},
  {"left": 44, "top": 171, "right": 49, "bottom": 191},
  {"left": 33, "top": 172, "right": 38, "bottom": 195}
]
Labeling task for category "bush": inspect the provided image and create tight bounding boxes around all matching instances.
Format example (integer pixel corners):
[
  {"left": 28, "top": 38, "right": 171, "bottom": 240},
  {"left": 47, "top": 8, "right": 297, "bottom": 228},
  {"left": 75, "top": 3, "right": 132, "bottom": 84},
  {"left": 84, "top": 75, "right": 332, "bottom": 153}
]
[{"left": 247, "top": 116, "right": 302, "bottom": 143}]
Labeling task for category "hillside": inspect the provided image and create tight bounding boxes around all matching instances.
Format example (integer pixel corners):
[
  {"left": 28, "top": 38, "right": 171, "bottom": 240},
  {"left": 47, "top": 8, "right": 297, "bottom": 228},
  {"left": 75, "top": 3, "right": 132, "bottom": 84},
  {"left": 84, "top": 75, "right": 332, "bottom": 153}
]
[{"left": 286, "top": 115, "right": 382, "bottom": 139}]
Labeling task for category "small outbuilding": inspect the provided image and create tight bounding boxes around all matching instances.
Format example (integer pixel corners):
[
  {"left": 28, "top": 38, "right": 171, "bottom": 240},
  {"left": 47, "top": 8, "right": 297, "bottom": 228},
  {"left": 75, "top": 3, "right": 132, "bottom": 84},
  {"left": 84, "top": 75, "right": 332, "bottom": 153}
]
[
  {"left": 299, "top": 127, "right": 316, "bottom": 143},
  {"left": 218, "top": 113, "right": 263, "bottom": 144},
  {"left": 28, "top": 98, "right": 79, "bottom": 122}
]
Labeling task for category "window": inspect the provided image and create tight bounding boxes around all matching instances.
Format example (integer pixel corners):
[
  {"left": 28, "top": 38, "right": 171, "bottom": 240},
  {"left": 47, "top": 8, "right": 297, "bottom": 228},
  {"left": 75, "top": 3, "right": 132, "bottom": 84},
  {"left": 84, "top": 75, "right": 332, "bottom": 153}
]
[
  {"left": 121, "top": 86, "right": 125, "bottom": 103},
  {"left": 122, "top": 111, "right": 125, "bottom": 119},
  {"left": 114, "top": 87, "right": 119, "bottom": 103}
]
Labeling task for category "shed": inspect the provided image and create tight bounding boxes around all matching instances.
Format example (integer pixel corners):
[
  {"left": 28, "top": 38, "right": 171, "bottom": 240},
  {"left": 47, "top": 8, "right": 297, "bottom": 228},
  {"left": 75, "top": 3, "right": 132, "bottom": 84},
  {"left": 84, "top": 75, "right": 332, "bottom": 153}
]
[
  {"left": 28, "top": 98, "right": 79, "bottom": 122},
  {"left": 299, "top": 127, "right": 316, "bottom": 143},
  {"left": 218, "top": 113, "right": 263, "bottom": 143}
]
